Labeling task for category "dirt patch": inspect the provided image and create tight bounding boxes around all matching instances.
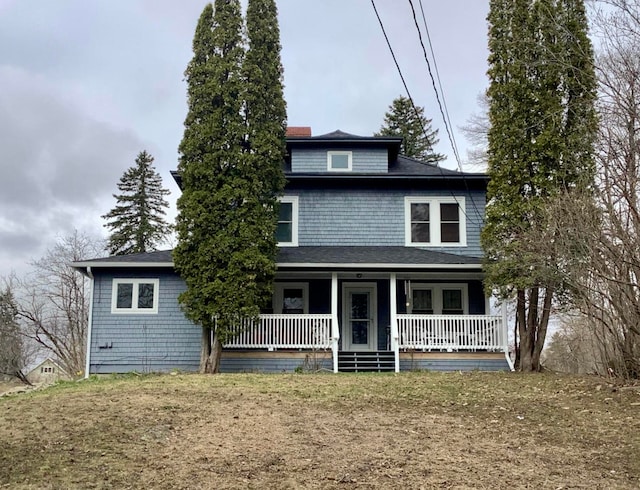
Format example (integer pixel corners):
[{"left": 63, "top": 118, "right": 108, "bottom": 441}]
[{"left": 0, "top": 372, "right": 639, "bottom": 489}]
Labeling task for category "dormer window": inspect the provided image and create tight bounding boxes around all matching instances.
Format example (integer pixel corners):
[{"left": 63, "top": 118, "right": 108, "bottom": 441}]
[
  {"left": 327, "top": 151, "right": 352, "bottom": 171},
  {"left": 276, "top": 196, "right": 298, "bottom": 246}
]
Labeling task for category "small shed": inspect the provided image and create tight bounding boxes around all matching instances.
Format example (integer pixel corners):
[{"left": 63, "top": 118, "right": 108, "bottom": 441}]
[{"left": 26, "top": 359, "right": 71, "bottom": 384}]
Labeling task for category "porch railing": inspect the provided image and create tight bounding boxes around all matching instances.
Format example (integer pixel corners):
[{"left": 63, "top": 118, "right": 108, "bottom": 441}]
[
  {"left": 397, "top": 314, "right": 505, "bottom": 352},
  {"left": 224, "top": 314, "right": 333, "bottom": 350}
]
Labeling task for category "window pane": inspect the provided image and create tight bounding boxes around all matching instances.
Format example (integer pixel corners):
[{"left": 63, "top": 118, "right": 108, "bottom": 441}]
[
  {"left": 411, "top": 203, "right": 430, "bottom": 221},
  {"left": 116, "top": 283, "right": 133, "bottom": 309},
  {"left": 351, "top": 321, "right": 368, "bottom": 344},
  {"left": 413, "top": 290, "right": 433, "bottom": 312},
  {"left": 440, "top": 203, "right": 459, "bottom": 221},
  {"left": 443, "top": 289, "right": 462, "bottom": 310},
  {"left": 282, "top": 288, "right": 304, "bottom": 314},
  {"left": 278, "top": 202, "right": 292, "bottom": 221},
  {"left": 411, "top": 223, "right": 430, "bottom": 243},
  {"left": 441, "top": 223, "right": 460, "bottom": 243},
  {"left": 138, "top": 283, "right": 155, "bottom": 309},
  {"left": 331, "top": 154, "right": 349, "bottom": 169},
  {"left": 276, "top": 222, "right": 292, "bottom": 242}
]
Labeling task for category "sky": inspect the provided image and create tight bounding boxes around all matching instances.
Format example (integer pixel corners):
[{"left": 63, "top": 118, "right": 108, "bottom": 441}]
[{"left": 0, "top": 0, "right": 491, "bottom": 275}]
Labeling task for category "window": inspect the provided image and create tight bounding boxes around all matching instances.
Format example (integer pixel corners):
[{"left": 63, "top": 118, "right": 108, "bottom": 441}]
[
  {"left": 111, "top": 279, "right": 159, "bottom": 314},
  {"left": 41, "top": 366, "right": 54, "bottom": 374},
  {"left": 273, "top": 283, "right": 308, "bottom": 314},
  {"left": 327, "top": 151, "right": 352, "bottom": 171},
  {"left": 405, "top": 197, "right": 466, "bottom": 246},
  {"left": 277, "top": 196, "right": 298, "bottom": 246},
  {"left": 409, "top": 284, "right": 468, "bottom": 315}
]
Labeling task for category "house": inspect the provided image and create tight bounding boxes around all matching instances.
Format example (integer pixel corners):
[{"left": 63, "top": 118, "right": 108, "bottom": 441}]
[
  {"left": 73, "top": 128, "right": 513, "bottom": 374},
  {"left": 26, "top": 358, "right": 71, "bottom": 384}
]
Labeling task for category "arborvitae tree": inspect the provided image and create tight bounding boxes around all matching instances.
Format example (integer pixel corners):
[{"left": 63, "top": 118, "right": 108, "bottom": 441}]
[
  {"left": 482, "top": 0, "right": 597, "bottom": 371},
  {"left": 175, "top": 0, "right": 286, "bottom": 374},
  {"left": 0, "top": 286, "right": 28, "bottom": 384},
  {"left": 102, "top": 150, "right": 171, "bottom": 255},
  {"left": 375, "top": 95, "right": 444, "bottom": 163}
]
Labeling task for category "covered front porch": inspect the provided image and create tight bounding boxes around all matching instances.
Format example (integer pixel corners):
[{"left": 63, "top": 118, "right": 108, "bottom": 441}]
[{"left": 222, "top": 268, "right": 512, "bottom": 373}]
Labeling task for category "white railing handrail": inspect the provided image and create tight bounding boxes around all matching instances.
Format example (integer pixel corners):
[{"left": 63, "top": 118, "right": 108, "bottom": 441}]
[
  {"left": 396, "top": 314, "right": 505, "bottom": 352},
  {"left": 224, "top": 313, "right": 333, "bottom": 350}
]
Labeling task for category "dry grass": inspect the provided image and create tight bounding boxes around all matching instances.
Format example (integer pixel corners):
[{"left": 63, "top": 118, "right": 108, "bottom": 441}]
[{"left": 1, "top": 372, "right": 639, "bottom": 489}]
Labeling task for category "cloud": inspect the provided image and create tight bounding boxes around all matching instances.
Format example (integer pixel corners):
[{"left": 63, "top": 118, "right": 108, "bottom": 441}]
[{"left": 0, "top": 66, "right": 144, "bottom": 274}]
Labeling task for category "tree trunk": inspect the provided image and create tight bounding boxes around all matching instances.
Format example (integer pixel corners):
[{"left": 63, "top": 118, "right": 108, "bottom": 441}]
[
  {"left": 199, "top": 327, "right": 212, "bottom": 374},
  {"left": 517, "top": 288, "right": 534, "bottom": 371},
  {"left": 532, "top": 288, "right": 553, "bottom": 371},
  {"left": 209, "top": 335, "right": 223, "bottom": 373}
]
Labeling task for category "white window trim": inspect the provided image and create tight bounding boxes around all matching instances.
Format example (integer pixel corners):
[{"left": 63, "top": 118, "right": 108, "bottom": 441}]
[
  {"left": 408, "top": 283, "right": 469, "bottom": 315},
  {"left": 404, "top": 196, "right": 467, "bottom": 247},
  {"left": 277, "top": 196, "right": 299, "bottom": 247},
  {"left": 327, "top": 151, "right": 353, "bottom": 171},
  {"left": 111, "top": 278, "right": 159, "bottom": 314},
  {"left": 273, "top": 282, "right": 309, "bottom": 314}
]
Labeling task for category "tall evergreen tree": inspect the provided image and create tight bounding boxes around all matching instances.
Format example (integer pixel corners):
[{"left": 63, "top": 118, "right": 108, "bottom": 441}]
[
  {"left": 482, "top": 0, "right": 597, "bottom": 371},
  {"left": 0, "top": 286, "right": 28, "bottom": 384},
  {"left": 102, "top": 150, "right": 171, "bottom": 255},
  {"left": 375, "top": 96, "right": 444, "bottom": 163},
  {"left": 175, "top": 0, "right": 286, "bottom": 373}
]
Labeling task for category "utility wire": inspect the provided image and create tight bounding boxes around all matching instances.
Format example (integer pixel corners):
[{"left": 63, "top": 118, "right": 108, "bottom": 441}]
[
  {"left": 407, "top": 0, "right": 463, "bottom": 171},
  {"left": 371, "top": 0, "right": 482, "bottom": 225},
  {"left": 408, "top": 0, "right": 485, "bottom": 221},
  {"left": 370, "top": 0, "right": 442, "bottom": 168},
  {"left": 417, "top": 0, "right": 462, "bottom": 166}
]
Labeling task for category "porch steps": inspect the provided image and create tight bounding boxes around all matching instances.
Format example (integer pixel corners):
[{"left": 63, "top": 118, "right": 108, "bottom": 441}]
[{"left": 338, "top": 351, "right": 395, "bottom": 373}]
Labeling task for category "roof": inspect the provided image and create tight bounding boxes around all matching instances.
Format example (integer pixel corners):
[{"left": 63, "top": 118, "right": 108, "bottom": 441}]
[
  {"left": 276, "top": 246, "right": 482, "bottom": 270},
  {"left": 72, "top": 247, "right": 482, "bottom": 273}
]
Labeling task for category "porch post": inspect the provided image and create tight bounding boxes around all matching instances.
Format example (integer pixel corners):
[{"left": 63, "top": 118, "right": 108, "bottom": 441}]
[
  {"left": 501, "top": 300, "right": 515, "bottom": 371},
  {"left": 331, "top": 272, "right": 339, "bottom": 373},
  {"left": 390, "top": 272, "right": 399, "bottom": 373}
]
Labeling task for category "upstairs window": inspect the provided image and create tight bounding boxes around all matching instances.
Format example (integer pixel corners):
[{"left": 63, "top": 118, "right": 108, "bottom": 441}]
[
  {"left": 405, "top": 197, "right": 466, "bottom": 246},
  {"left": 277, "top": 196, "right": 298, "bottom": 246},
  {"left": 111, "top": 279, "right": 159, "bottom": 314},
  {"left": 327, "top": 151, "right": 352, "bottom": 171}
]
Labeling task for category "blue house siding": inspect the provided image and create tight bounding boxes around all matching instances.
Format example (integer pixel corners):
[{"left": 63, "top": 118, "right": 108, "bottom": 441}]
[
  {"left": 291, "top": 147, "right": 388, "bottom": 173},
  {"left": 287, "top": 188, "right": 485, "bottom": 256},
  {"left": 89, "top": 269, "right": 200, "bottom": 374}
]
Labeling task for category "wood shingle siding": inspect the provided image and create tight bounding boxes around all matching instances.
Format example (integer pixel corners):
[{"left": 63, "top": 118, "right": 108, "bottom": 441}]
[
  {"left": 89, "top": 270, "right": 200, "bottom": 374},
  {"left": 287, "top": 188, "right": 485, "bottom": 256},
  {"left": 291, "top": 148, "right": 389, "bottom": 173}
]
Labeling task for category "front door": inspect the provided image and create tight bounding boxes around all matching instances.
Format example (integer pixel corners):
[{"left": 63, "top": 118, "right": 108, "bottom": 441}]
[{"left": 343, "top": 283, "right": 377, "bottom": 351}]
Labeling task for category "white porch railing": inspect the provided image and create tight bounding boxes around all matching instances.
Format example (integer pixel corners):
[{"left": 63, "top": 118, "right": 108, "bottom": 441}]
[
  {"left": 397, "top": 314, "right": 505, "bottom": 352},
  {"left": 224, "top": 314, "right": 333, "bottom": 350}
]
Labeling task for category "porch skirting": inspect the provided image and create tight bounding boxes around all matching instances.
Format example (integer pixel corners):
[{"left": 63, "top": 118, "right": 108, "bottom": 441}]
[
  {"left": 399, "top": 352, "right": 509, "bottom": 372},
  {"left": 219, "top": 350, "right": 509, "bottom": 373},
  {"left": 220, "top": 350, "right": 333, "bottom": 373}
]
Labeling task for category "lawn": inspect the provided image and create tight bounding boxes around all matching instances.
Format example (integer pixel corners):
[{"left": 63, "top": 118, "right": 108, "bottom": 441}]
[{"left": 1, "top": 372, "right": 639, "bottom": 489}]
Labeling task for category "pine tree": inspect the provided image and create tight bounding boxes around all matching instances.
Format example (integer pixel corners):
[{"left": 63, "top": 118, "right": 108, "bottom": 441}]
[
  {"left": 0, "top": 287, "right": 27, "bottom": 384},
  {"left": 102, "top": 150, "right": 171, "bottom": 255},
  {"left": 482, "top": 0, "right": 597, "bottom": 371},
  {"left": 175, "top": 0, "right": 287, "bottom": 374},
  {"left": 375, "top": 96, "right": 444, "bottom": 163}
]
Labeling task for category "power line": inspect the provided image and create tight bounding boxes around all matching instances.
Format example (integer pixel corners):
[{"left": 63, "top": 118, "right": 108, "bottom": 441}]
[
  {"left": 370, "top": 0, "right": 442, "bottom": 168},
  {"left": 408, "top": 0, "right": 485, "bottom": 221},
  {"left": 407, "top": 0, "right": 463, "bottom": 171},
  {"left": 417, "top": 0, "right": 462, "bottom": 166},
  {"left": 370, "top": 0, "right": 484, "bottom": 225}
]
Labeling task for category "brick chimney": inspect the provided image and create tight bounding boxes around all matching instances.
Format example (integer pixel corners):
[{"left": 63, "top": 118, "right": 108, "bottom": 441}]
[{"left": 286, "top": 126, "right": 312, "bottom": 137}]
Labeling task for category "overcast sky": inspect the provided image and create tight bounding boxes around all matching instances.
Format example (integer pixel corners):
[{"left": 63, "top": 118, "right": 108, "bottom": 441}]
[{"left": 0, "top": 0, "right": 490, "bottom": 275}]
